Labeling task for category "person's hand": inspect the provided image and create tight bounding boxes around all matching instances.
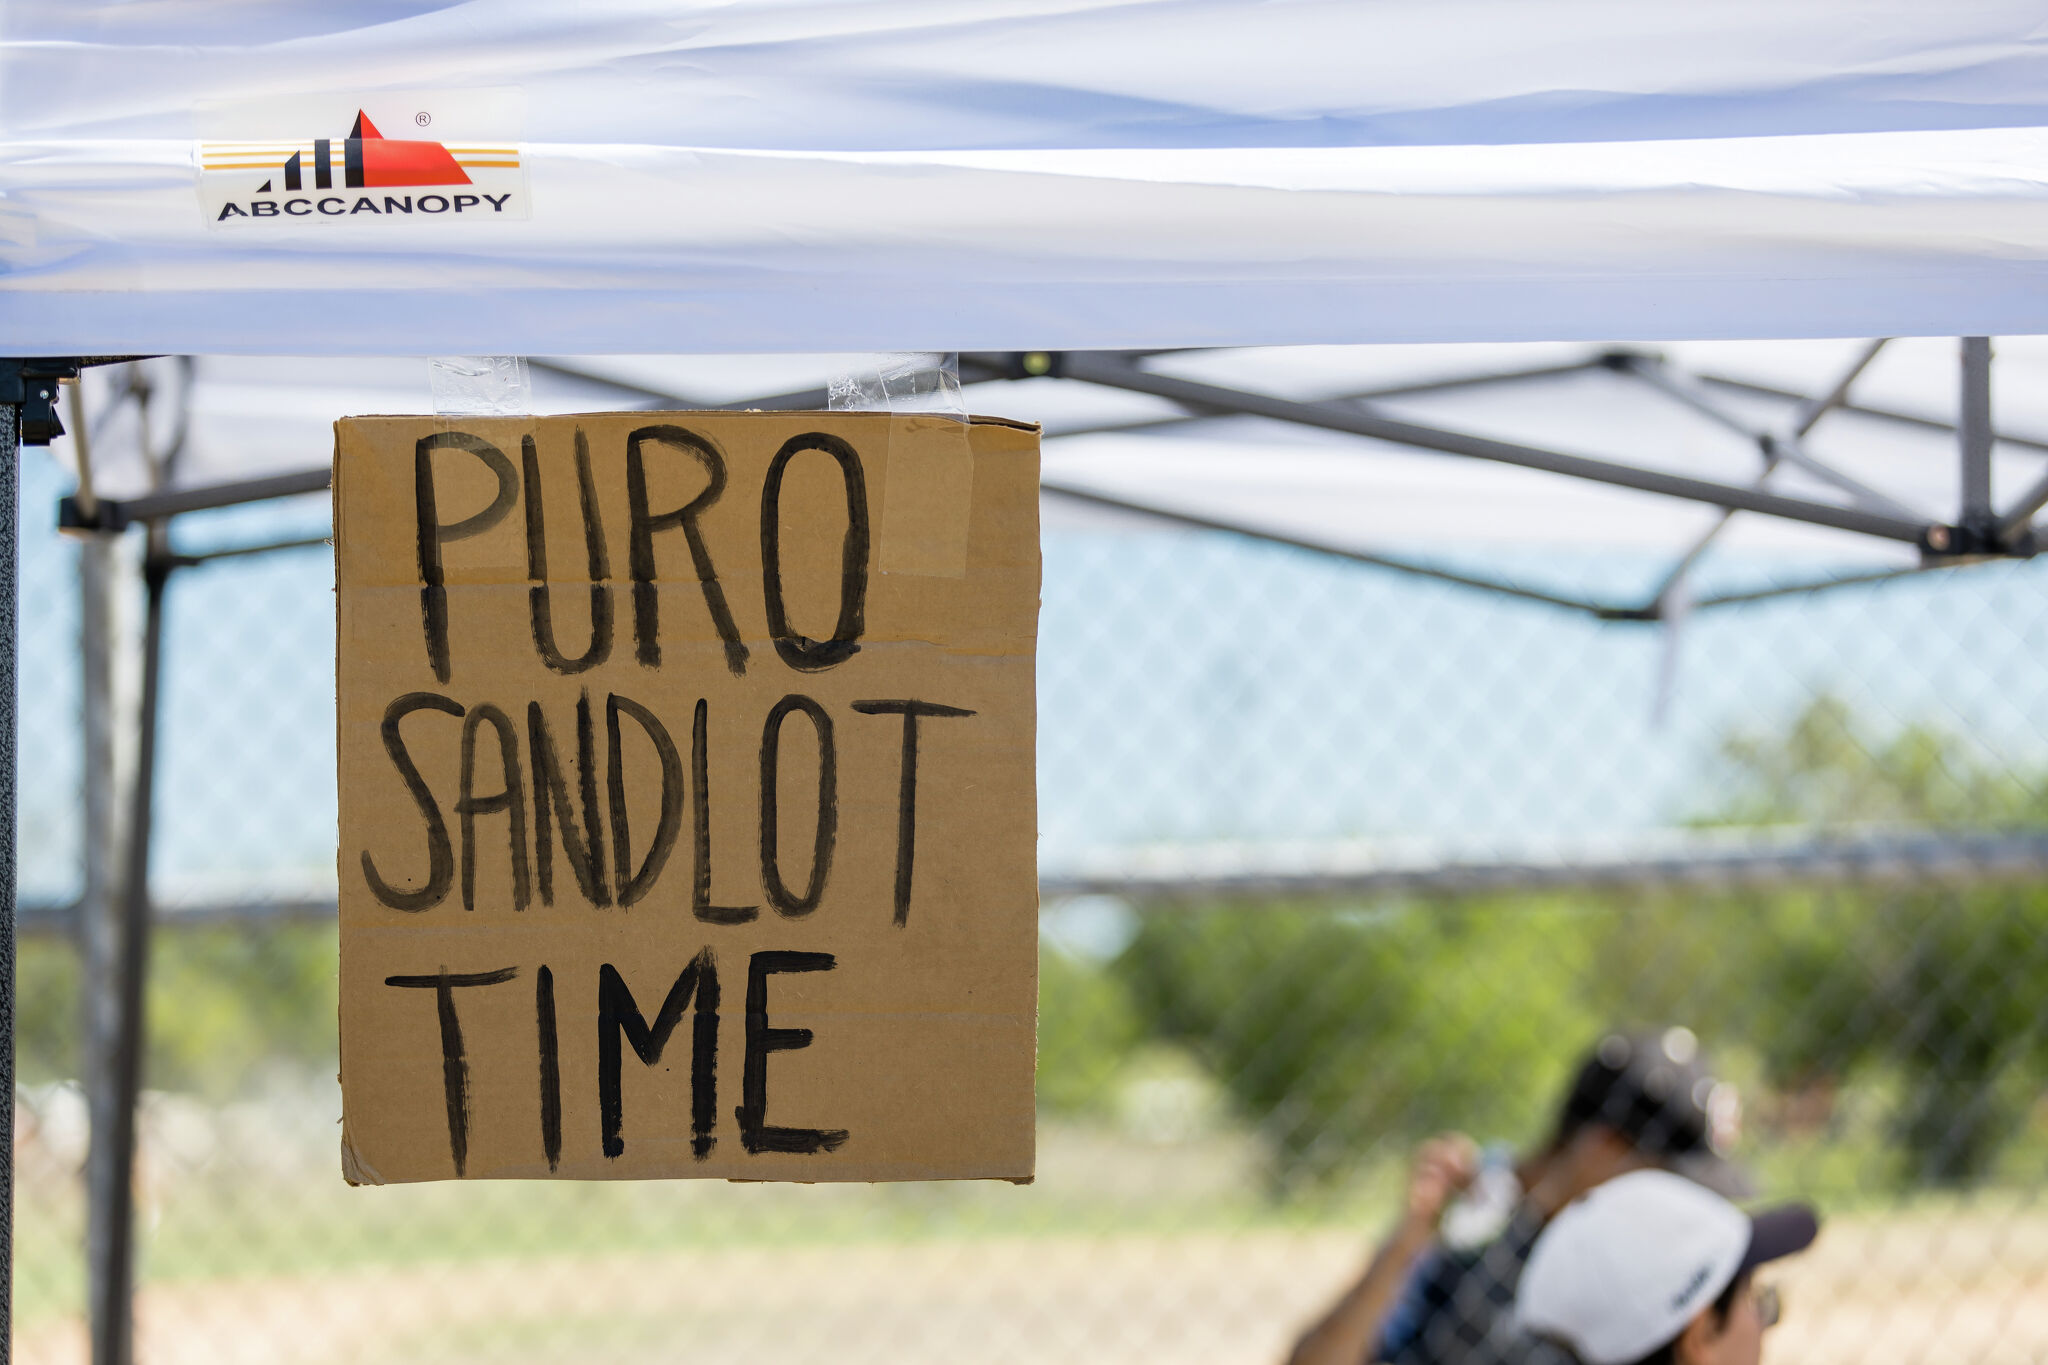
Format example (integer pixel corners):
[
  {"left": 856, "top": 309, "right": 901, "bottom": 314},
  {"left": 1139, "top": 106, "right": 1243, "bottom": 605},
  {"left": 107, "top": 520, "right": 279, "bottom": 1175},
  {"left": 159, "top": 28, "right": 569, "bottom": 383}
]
[{"left": 1404, "top": 1132, "right": 1479, "bottom": 1233}]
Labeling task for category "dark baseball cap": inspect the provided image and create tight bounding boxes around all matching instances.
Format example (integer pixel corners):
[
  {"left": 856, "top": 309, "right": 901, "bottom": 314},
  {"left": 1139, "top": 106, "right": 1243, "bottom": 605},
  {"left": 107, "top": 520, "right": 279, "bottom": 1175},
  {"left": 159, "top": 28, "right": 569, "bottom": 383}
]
[{"left": 1556, "top": 1027, "right": 1749, "bottom": 1197}]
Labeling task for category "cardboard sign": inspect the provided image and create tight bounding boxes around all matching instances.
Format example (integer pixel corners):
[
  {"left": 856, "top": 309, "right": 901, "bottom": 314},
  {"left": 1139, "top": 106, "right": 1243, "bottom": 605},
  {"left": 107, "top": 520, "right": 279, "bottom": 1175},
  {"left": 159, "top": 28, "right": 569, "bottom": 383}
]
[{"left": 334, "top": 412, "right": 1040, "bottom": 1184}]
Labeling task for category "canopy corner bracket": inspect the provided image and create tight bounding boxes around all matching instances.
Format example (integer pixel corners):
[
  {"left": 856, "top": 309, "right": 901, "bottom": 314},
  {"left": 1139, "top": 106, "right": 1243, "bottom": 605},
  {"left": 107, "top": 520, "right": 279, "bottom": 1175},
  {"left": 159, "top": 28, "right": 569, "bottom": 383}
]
[{"left": 0, "top": 358, "right": 83, "bottom": 448}]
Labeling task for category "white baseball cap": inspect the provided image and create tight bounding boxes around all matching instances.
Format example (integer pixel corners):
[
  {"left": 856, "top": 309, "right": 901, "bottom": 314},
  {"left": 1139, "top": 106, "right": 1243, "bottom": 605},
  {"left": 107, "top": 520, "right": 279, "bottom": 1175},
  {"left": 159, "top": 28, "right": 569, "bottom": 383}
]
[{"left": 1515, "top": 1169, "right": 1818, "bottom": 1365}]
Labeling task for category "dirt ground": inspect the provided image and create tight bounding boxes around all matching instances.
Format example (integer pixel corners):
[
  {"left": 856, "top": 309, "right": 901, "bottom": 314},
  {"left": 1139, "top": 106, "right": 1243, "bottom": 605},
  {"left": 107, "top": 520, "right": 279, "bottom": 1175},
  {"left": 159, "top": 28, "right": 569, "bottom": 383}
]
[{"left": 20, "top": 1205, "right": 2048, "bottom": 1365}]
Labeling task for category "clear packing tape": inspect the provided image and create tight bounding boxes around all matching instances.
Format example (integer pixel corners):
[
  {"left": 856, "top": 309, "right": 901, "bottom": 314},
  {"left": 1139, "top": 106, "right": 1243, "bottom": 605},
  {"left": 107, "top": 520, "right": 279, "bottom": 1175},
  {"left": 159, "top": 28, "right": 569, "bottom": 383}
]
[
  {"left": 430, "top": 356, "right": 532, "bottom": 417},
  {"left": 830, "top": 354, "right": 974, "bottom": 579}
]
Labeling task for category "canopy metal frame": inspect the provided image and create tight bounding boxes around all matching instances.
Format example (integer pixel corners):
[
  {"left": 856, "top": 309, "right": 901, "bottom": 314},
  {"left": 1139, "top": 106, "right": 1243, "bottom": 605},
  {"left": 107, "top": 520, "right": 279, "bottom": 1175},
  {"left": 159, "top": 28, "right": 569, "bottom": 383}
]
[
  {"left": 63, "top": 339, "right": 2037, "bottom": 613},
  {"left": 564, "top": 340, "right": 2041, "bottom": 619},
  {"left": 2, "top": 336, "right": 2044, "bottom": 1365}
]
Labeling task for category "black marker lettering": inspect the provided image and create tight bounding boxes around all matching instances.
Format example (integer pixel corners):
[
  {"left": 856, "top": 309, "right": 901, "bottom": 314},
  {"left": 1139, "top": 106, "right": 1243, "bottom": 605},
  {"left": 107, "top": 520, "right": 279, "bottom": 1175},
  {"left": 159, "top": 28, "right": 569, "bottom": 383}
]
[
  {"left": 850, "top": 700, "right": 976, "bottom": 926},
  {"left": 349, "top": 196, "right": 379, "bottom": 214},
  {"left": 384, "top": 966, "right": 519, "bottom": 1176},
  {"left": 606, "top": 692, "right": 683, "bottom": 907},
  {"left": 414, "top": 431, "right": 519, "bottom": 682},
  {"left": 453, "top": 194, "right": 480, "bottom": 212},
  {"left": 484, "top": 193, "right": 511, "bottom": 212},
  {"left": 527, "top": 693, "right": 609, "bottom": 907},
  {"left": 737, "top": 951, "right": 848, "bottom": 1155},
  {"left": 692, "top": 697, "right": 757, "bottom": 925},
  {"left": 456, "top": 703, "right": 530, "bottom": 913},
  {"left": 597, "top": 952, "right": 719, "bottom": 1160},
  {"left": 384, "top": 195, "right": 413, "bottom": 214},
  {"left": 758, "top": 695, "right": 836, "bottom": 918},
  {"left": 537, "top": 964, "right": 561, "bottom": 1172},
  {"left": 624, "top": 424, "right": 748, "bottom": 675},
  {"left": 759, "top": 433, "right": 869, "bottom": 672},
  {"left": 362, "top": 691, "right": 465, "bottom": 911},
  {"left": 217, "top": 203, "right": 248, "bottom": 221},
  {"left": 522, "top": 430, "right": 613, "bottom": 674}
]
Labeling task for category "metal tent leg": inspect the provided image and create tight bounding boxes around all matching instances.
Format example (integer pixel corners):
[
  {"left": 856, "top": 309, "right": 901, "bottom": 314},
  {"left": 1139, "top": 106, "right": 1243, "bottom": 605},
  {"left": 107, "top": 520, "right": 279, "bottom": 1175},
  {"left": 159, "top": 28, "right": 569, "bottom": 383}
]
[
  {"left": 1960, "top": 337, "right": 1994, "bottom": 538},
  {"left": 80, "top": 533, "right": 129, "bottom": 1365},
  {"left": 0, "top": 398, "right": 18, "bottom": 1365},
  {"left": 86, "top": 540, "right": 167, "bottom": 1365},
  {"left": 72, "top": 379, "right": 138, "bottom": 1365},
  {"left": 0, "top": 356, "right": 136, "bottom": 1365}
]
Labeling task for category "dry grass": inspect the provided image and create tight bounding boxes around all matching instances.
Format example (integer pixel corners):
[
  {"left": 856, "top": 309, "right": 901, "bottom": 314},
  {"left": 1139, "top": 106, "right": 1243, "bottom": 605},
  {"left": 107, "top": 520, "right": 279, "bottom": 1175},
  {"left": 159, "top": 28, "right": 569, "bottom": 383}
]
[{"left": 19, "top": 1203, "right": 2048, "bottom": 1365}]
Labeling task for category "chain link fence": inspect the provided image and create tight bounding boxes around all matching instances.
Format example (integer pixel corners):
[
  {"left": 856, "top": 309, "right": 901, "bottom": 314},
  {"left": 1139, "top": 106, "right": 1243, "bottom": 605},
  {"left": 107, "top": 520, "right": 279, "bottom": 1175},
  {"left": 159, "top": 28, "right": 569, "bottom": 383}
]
[{"left": 16, "top": 431, "right": 2048, "bottom": 1364}]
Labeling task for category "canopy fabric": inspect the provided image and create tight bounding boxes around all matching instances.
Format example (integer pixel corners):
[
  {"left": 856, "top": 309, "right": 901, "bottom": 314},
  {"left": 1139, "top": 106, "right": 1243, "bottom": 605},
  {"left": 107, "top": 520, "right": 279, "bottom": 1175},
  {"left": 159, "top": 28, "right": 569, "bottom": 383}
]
[{"left": 5, "top": 2, "right": 2048, "bottom": 355}]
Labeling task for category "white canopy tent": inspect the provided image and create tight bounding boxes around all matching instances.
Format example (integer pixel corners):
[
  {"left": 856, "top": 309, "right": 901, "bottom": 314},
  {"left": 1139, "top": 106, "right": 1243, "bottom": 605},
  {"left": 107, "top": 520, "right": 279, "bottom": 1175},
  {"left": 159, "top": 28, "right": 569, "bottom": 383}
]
[
  {"left": 6, "top": 2, "right": 2048, "bottom": 352},
  {"left": 9, "top": 3, "right": 2048, "bottom": 1361}
]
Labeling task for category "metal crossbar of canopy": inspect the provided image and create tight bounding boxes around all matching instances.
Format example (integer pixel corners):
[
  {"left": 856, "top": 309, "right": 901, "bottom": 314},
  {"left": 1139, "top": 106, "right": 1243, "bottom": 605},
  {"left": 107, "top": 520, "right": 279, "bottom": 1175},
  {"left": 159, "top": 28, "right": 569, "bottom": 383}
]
[{"left": 47, "top": 336, "right": 2048, "bottom": 596}]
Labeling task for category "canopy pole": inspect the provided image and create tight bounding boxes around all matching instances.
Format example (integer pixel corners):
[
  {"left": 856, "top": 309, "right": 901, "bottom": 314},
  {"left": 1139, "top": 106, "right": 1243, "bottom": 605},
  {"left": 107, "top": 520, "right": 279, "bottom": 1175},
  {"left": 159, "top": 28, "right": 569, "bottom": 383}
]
[
  {"left": 88, "top": 541, "right": 164, "bottom": 1365},
  {"left": 1960, "top": 337, "right": 1994, "bottom": 536},
  {"left": 74, "top": 378, "right": 142, "bottom": 1365},
  {"left": 0, "top": 394, "right": 17, "bottom": 1365},
  {"left": 88, "top": 362, "right": 184, "bottom": 1365},
  {"left": 78, "top": 529, "right": 134, "bottom": 1365},
  {"left": 0, "top": 356, "right": 78, "bottom": 1365},
  {"left": 0, "top": 355, "right": 142, "bottom": 1365}
]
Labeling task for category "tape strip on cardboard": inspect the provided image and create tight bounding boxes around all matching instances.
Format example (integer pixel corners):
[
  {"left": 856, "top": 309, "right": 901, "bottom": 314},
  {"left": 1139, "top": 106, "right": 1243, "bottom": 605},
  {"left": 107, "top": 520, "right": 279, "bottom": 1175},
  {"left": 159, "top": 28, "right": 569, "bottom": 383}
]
[
  {"left": 878, "top": 413, "right": 974, "bottom": 578},
  {"left": 832, "top": 354, "right": 975, "bottom": 579}
]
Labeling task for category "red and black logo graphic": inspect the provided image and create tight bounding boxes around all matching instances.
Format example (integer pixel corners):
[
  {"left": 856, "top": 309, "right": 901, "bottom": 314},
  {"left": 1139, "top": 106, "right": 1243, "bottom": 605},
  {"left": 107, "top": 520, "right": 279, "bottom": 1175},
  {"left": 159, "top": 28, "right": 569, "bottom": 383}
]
[
  {"left": 201, "top": 108, "right": 525, "bottom": 224},
  {"left": 263, "top": 111, "right": 472, "bottom": 194}
]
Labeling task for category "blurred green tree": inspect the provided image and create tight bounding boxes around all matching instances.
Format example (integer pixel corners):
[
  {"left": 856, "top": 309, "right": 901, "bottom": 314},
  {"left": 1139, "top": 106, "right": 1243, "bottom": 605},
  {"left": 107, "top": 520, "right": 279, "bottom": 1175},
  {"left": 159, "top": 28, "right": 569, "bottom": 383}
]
[
  {"left": 1106, "top": 694, "right": 2048, "bottom": 1191},
  {"left": 1036, "top": 942, "right": 1145, "bottom": 1115},
  {"left": 143, "top": 922, "right": 338, "bottom": 1098},
  {"left": 1712, "top": 695, "right": 2048, "bottom": 1184},
  {"left": 1116, "top": 899, "right": 1599, "bottom": 1189},
  {"left": 17, "top": 936, "right": 82, "bottom": 1085},
  {"left": 16, "top": 921, "right": 339, "bottom": 1100}
]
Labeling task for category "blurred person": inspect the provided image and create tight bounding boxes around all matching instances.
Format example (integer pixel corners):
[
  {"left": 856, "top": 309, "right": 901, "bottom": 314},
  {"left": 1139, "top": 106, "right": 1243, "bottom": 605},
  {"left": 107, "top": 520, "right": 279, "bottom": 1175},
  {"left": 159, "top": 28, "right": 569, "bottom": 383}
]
[
  {"left": 1515, "top": 1169, "right": 1817, "bottom": 1365},
  {"left": 1287, "top": 1028, "right": 1743, "bottom": 1365}
]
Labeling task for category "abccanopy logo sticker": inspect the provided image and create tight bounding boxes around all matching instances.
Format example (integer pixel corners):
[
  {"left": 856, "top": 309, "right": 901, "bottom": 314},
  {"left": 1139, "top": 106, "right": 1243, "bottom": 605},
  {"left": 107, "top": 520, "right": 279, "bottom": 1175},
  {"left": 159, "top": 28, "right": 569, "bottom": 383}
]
[{"left": 198, "top": 104, "right": 528, "bottom": 226}]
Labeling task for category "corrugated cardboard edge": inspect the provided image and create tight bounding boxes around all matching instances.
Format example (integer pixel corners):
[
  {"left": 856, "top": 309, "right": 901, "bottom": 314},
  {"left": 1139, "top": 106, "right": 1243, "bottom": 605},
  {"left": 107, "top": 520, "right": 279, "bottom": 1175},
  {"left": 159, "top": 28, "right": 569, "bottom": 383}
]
[
  {"left": 340, "top": 1119, "right": 386, "bottom": 1187},
  {"left": 332, "top": 423, "right": 366, "bottom": 1186},
  {"left": 333, "top": 411, "right": 1042, "bottom": 429}
]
